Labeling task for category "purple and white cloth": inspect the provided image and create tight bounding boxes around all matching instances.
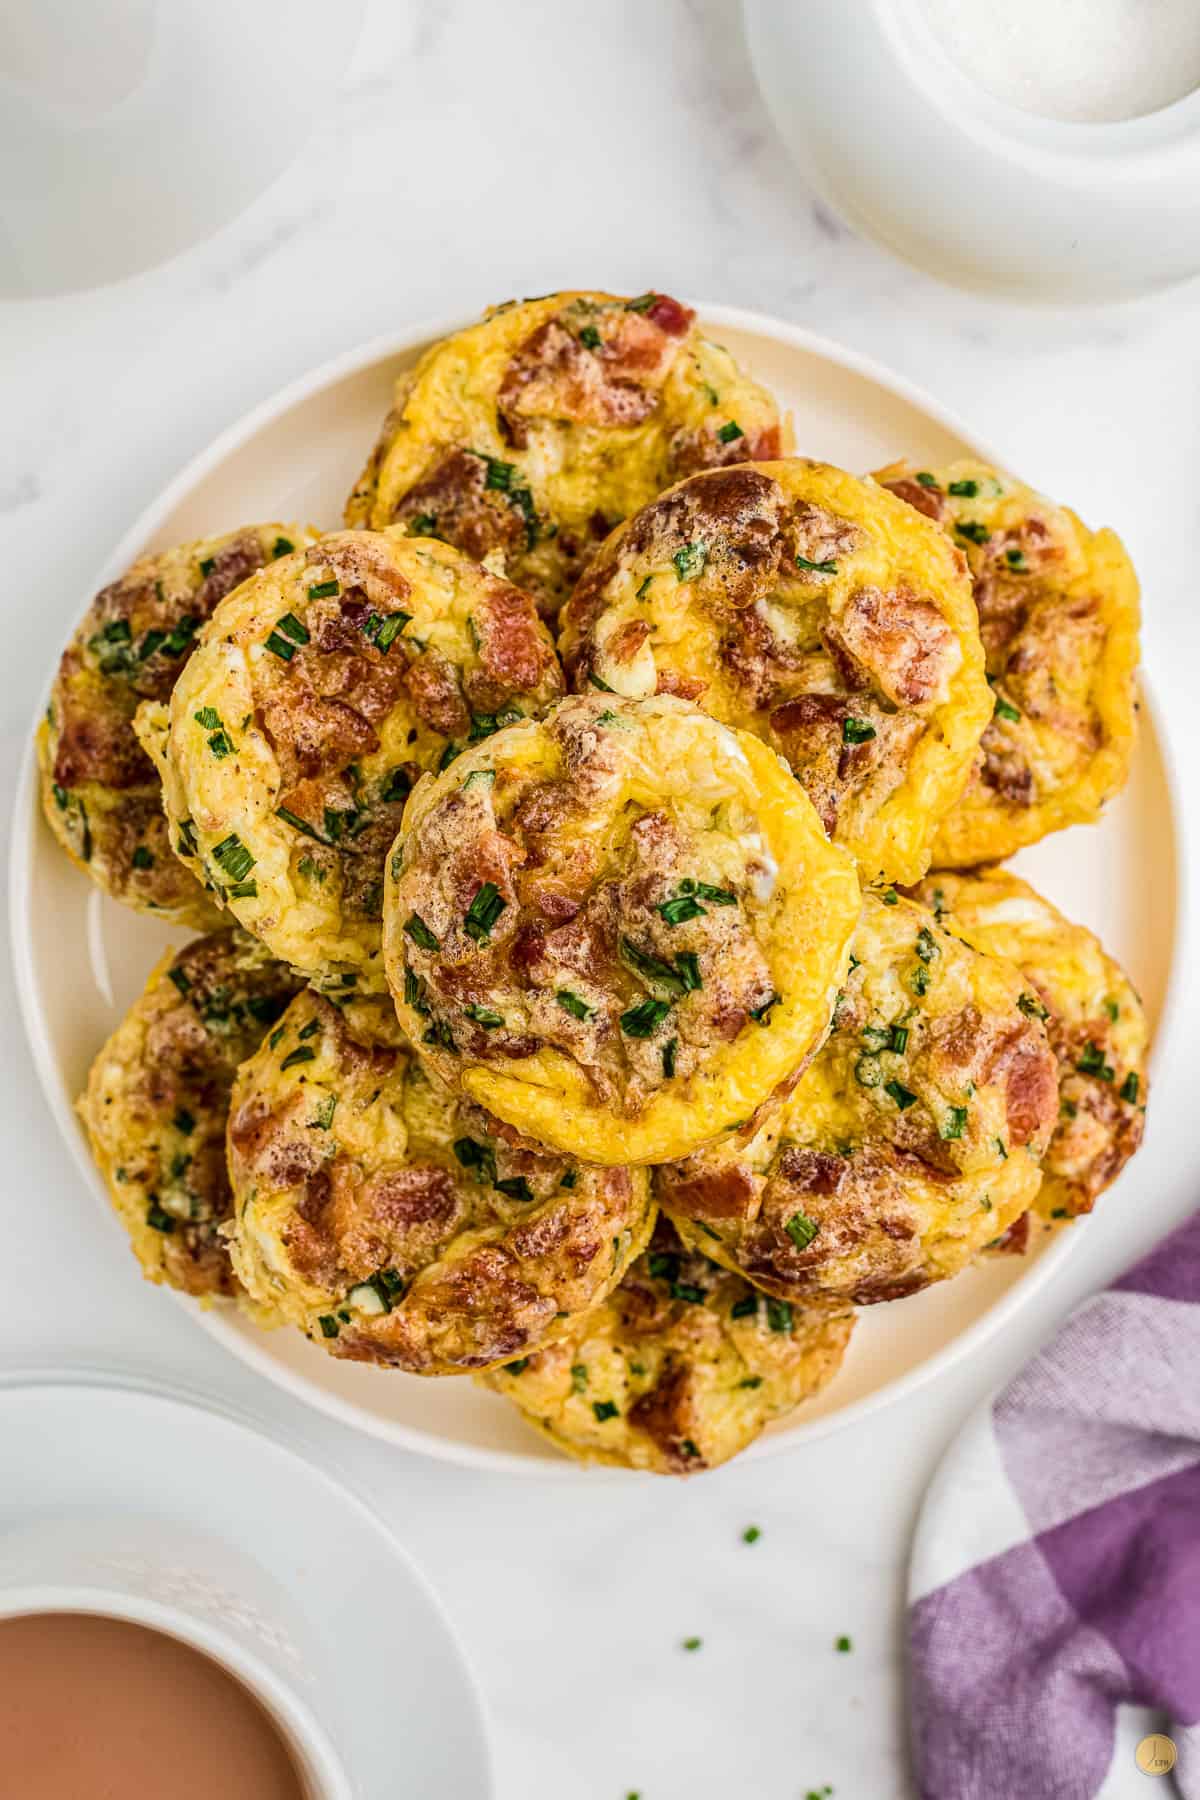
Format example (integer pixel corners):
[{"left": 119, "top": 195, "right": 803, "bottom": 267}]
[{"left": 909, "top": 1212, "right": 1200, "bottom": 1799}]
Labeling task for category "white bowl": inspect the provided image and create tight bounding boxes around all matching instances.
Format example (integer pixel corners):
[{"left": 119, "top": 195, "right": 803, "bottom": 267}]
[
  {"left": 744, "top": 0, "right": 1200, "bottom": 301},
  {"left": 9, "top": 305, "right": 1182, "bottom": 1474}
]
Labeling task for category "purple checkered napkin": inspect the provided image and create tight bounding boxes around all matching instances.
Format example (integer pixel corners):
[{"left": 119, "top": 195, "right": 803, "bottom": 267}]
[{"left": 908, "top": 1210, "right": 1200, "bottom": 1800}]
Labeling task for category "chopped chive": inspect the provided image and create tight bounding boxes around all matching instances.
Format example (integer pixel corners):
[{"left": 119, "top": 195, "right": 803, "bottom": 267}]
[
  {"left": 672, "top": 541, "right": 707, "bottom": 581},
  {"left": 915, "top": 927, "right": 939, "bottom": 963},
  {"left": 313, "top": 1095, "right": 337, "bottom": 1130},
  {"left": 1017, "top": 991, "right": 1049, "bottom": 1022},
  {"left": 464, "top": 882, "right": 506, "bottom": 943},
  {"left": 495, "top": 1176, "right": 534, "bottom": 1202},
  {"left": 407, "top": 512, "right": 437, "bottom": 536},
  {"left": 593, "top": 1400, "right": 619, "bottom": 1422},
  {"left": 579, "top": 324, "right": 602, "bottom": 349},
  {"left": 555, "top": 989, "right": 595, "bottom": 1021},
  {"left": 1078, "top": 1042, "right": 1114, "bottom": 1080},
  {"left": 766, "top": 1298, "right": 793, "bottom": 1333},
  {"left": 587, "top": 671, "right": 615, "bottom": 693},
  {"left": 835, "top": 1634, "right": 853, "bottom": 1652},
  {"left": 280, "top": 1046, "right": 316, "bottom": 1071},
  {"left": 994, "top": 693, "right": 1021, "bottom": 723},
  {"left": 675, "top": 952, "right": 702, "bottom": 992},
  {"left": 861, "top": 1025, "right": 889, "bottom": 1052},
  {"left": 1104, "top": 997, "right": 1120, "bottom": 1023},
  {"left": 465, "top": 1002, "right": 504, "bottom": 1028},
  {"left": 915, "top": 471, "right": 938, "bottom": 488},
  {"left": 308, "top": 579, "right": 340, "bottom": 599},
  {"left": 620, "top": 937, "right": 688, "bottom": 995},
  {"left": 131, "top": 845, "right": 154, "bottom": 871},
  {"left": 672, "top": 1282, "right": 705, "bottom": 1304},
  {"left": 940, "top": 1106, "right": 968, "bottom": 1141},
  {"left": 265, "top": 630, "right": 296, "bottom": 661},
  {"left": 211, "top": 834, "right": 255, "bottom": 882},
  {"left": 570, "top": 1363, "right": 589, "bottom": 1393},
  {"left": 657, "top": 893, "right": 706, "bottom": 926},
  {"left": 1120, "top": 1071, "right": 1140, "bottom": 1104},
  {"left": 297, "top": 1018, "right": 320, "bottom": 1041},
  {"left": 717, "top": 420, "right": 744, "bottom": 444},
  {"left": 882, "top": 887, "right": 899, "bottom": 905},
  {"left": 505, "top": 1357, "right": 530, "bottom": 1375},
  {"left": 272, "top": 536, "right": 294, "bottom": 558},
  {"left": 268, "top": 1025, "right": 286, "bottom": 1050},
  {"left": 276, "top": 805, "right": 325, "bottom": 842},
  {"left": 226, "top": 879, "right": 258, "bottom": 899},
  {"left": 438, "top": 740, "right": 461, "bottom": 770},
  {"left": 317, "top": 1315, "right": 339, "bottom": 1338},
  {"left": 885, "top": 1079, "right": 918, "bottom": 1110},
  {"left": 173, "top": 1109, "right": 195, "bottom": 1134},
  {"left": 696, "top": 881, "right": 736, "bottom": 905},
  {"left": 405, "top": 912, "right": 440, "bottom": 952},
  {"left": 648, "top": 1251, "right": 680, "bottom": 1282},
  {"left": 277, "top": 611, "right": 310, "bottom": 644},
  {"left": 559, "top": 1170, "right": 577, "bottom": 1189},
  {"left": 750, "top": 991, "right": 780, "bottom": 1023},
  {"left": 730, "top": 1294, "right": 758, "bottom": 1320},
  {"left": 620, "top": 997, "right": 671, "bottom": 1038},
  {"left": 137, "top": 629, "right": 167, "bottom": 661},
  {"left": 626, "top": 292, "right": 658, "bottom": 312},
  {"left": 193, "top": 706, "right": 222, "bottom": 730},
  {"left": 636, "top": 576, "right": 653, "bottom": 600},
  {"left": 454, "top": 1137, "right": 497, "bottom": 1185},
  {"left": 1005, "top": 547, "right": 1026, "bottom": 569},
  {"left": 207, "top": 730, "right": 234, "bottom": 759},
  {"left": 198, "top": 557, "right": 216, "bottom": 578},
  {"left": 955, "top": 521, "right": 990, "bottom": 545},
  {"left": 842, "top": 717, "right": 876, "bottom": 744},
  {"left": 795, "top": 555, "right": 838, "bottom": 575},
  {"left": 146, "top": 1199, "right": 175, "bottom": 1234},
  {"left": 462, "top": 768, "right": 495, "bottom": 792},
  {"left": 662, "top": 1037, "right": 678, "bottom": 1079},
  {"left": 742, "top": 1526, "right": 761, "bottom": 1544},
  {"left": 168, "top": 966, "right": 191, "bottom": 996},
  {"left": 888, "top": 1023, "right": 909, "bottom": 1054},
  {"left": 947, "top": 479, "right": 978, "bottom": 497},
  {"left": 785, "top": 1211, "right": 819, "bottom": 1251}
]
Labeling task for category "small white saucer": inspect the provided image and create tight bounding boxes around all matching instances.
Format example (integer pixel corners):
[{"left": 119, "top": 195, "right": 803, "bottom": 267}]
[{"left": 0, "top": 1370, "right": 494, "bottom": 1799}]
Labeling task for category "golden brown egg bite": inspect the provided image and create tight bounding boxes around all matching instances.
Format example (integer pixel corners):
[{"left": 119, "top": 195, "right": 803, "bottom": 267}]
[
  {"left": 39, "top": 524, "right": 313, "bottom": 927},
  {"left": 225, "top": 990, "right": 653, "bottom": 1374},
  {"left": 146, "top": 530, "right": 563, "bottom": 991},
  {"left": 344, "top": 290, "right": 786, "bottom": 618},
  {"left": 383, "top": 692, "right": 861, "bottom": 1166},
  {"left": 79, "top": 928, "right": 302, "bottom": 1301},
  {"left": 658, "top": 888, "right": 1058, "bottom": 1305},
  {"left": 558, "top": 461, "right": 991, "bottom": 886},
  {"left": 875, "top": 459, "right": 1140, "bottom": 865},
  {"left": 481, "top": 1217, "right": 853, "bottom": 1475},
  {"left": 907, "top": 868, "right": 1148, "bottom": 1222}
]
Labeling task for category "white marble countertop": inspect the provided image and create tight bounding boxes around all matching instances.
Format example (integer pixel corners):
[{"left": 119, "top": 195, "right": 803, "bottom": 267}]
[{"left": 2, "top": 5, "right": 1198, "bottom": 1796}]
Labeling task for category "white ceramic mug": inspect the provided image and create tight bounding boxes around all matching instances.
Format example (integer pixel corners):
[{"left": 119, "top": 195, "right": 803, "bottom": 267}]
[{"left": 0, "top": 1514, "right": 352, "bottom": 1799}]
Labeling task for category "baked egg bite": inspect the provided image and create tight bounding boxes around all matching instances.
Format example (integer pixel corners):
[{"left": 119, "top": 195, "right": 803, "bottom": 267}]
[
  {"left": 907, "top": 868, "right": 1148, "bottom": 1222},
  {"left": 39, "top": 524, "right": 312, "bottom": 927},
  {"left": 344, "top": 290, "right": 786, "bottom": 618},
  {"left": 79, "top": 928, "right": 302, "bottom": 1300},
  {"left": 876, "top": 459, "right": 1140, "bottom": 865},
  {"left": 148, "top": 530, "right": 563, "bottom": 990},
  {"left": 658, "top": 888, "right": 1058, "bottom": 1305},
  {"left": 383, "top": 692, "right": 861, "bottom": 1166},
  {"left": 481, "top": 1217, "right": 854, "bottom": 1475},
  {"left": 226, "top": 990, "right": 653, "bottom": 1374},
  {"left": 559, "top": 461, "right": 990, "bottom": 886}
]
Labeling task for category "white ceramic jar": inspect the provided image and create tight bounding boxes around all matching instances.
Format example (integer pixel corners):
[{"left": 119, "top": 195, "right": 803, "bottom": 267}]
[{"left": 743, "top": 0, "right": 1200, "bottom": 301}]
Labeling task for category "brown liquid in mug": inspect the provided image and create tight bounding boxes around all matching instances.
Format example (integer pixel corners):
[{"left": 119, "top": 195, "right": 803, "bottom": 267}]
[{"left": 0, "top": 1612, "right": 308, "bottom": 1799}]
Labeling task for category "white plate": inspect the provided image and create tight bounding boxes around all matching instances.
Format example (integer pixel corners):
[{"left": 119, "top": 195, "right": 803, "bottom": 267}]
[
  {"left": 9, "top": 306, "right": 1181, "bottom": 1475},
  {"left": 0, "top": 1370, "right": 493, "bottom": 1795}
]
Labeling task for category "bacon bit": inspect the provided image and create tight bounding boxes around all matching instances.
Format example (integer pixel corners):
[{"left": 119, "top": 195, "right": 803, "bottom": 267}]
[
  {"left": 655, "top": 668, "right": 708, "bottom": 702},
  {"left": 643, "top": 293, "right": 694, "bottom": 336},
  {"left": 388, "top": 449, "right": 526, "bottom": 563},
  {"left": 825, "top": 585, "right": 958, "bottom": 709},
  {"left": 402, "top": 650, "right": 471, "bottom": 737},
  {"left": 605, "top": 618, "right": 652, "bottom": 664},
  {"left": 990, "top": 1211, "right": 1031, "bottom": 1255},
  {"left": 473, "top": 580, "right": 562, "bottom": 694},
  {"left": 660, "top": 1161, "right": 759, "bottom": 1221},
  {"left": 986, "top": 1024, "right": 1058, "bottom": 1151},
  {"left": 499, "top": 299, "right": 693, "bottom": 432},
  {"left": 629, "top": 1364, "right": 708, "bottom": 1474},
  {"left": 882, "top": 477, "right": 946, "bottom": 522}
]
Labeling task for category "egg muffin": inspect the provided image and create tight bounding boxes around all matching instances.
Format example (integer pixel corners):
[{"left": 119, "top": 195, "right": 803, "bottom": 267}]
[
  {"left": 875, "top": 460, "right": 1140, "bottom": 865},
  {"left": 39, "top": 524, "right": 312, "bottom": 927},
  {"left": 384, "top": 692, "right": 861, "bottom": 1166},
  {"left": 345, "top": 290, "right": 786, "bottom": 618},
  {"left": 79, "top": 929, "right": 302, "bottom": 1301},
  {"left": 658, "top": 889, "right": 1058, "bottom": 1305},
  {"left": 147, "top": 530, "right": 563, "bottom": 991},
  {"left": 559, "top": 461, "right": 990, "bottom": 886},
  {"left": 226, "top": 989, "right": 654, "bottom": 1374},
  {"left": 907, "top": 869, "right": 1148, "bottom": 1222},
  {"left": 481, "top": 1217, "right": 854, "bottom": 1474}
]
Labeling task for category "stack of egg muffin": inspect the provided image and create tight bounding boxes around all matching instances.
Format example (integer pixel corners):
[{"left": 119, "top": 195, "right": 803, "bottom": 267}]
[{"left": 49, "top": 290, "right": 1147, "bottom": 1476}]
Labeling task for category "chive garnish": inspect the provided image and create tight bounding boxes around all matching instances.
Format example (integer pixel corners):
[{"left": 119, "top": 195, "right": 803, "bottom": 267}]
[
  {"left": 495, "top": 1176, "right": 534, "bottom": 1202},
  {"left": 317, "top": 1315, "right": 339, "bottom": 1338},
  {"left": 194, "top": 706, "right": 222, "bottom": 730},
  {"left": 593, "top": 1401, "right": 619, "bottom": 1422},
  {"left": 587, "top": 671, "right": 615, "bottom": 693},
  {"left": 717, "top": 420, "right": 744, "bottom": 444},
  {"left": 994, "top": 693, "right": 1021, "bottom": 723},
  {"left": 227, "top": 879, "right": 258, "bottom": 899},
  {"left": 211, "top": 834, "right": 255, "bottom": 882},
  {"left": 657, "top": 893, "right": 705, "bottom": 926},
  {"left": 882, "top": 887, "right": 899, "bottom": 905},
  {"left": 454, "top": 1137, "right": 498, "bottom": 1185},
  {"left": 465, "top": 1002, "right": 504, "bottom": 1028},
  {"left": 742, "top": 1526, "right": 761, "bottom": 1544},
  {"left": 842, "top": 718, "right": 876, "bottom": 744},
  {"left": 672, "top": 1282, "right": 705, "bottom": 1304},
  {"left": 308, "top": 579, "right": 340, "bottom": 599},
  {"left": 1018, "top": 992, "right": 1049, "bottom": 1021},
  {"left": 276, "top": 805, "right": 325, "bottom": 842},
  {"left": 405, "top": 912, "right": 440, "bottom": 952},
  {"left": 750, "top": 992, "right": 779, "bottom": 1023},
  {"left": 731, "top": 1294, "right": 758, "bottom": 1320},
  {"left": 297, "top": 1018, "right": 320, "bottom": 1041},
  {"left": 947, "top": 479, "right": 978, "bottom": 497},
  {"left": 885, "top": 1079, "right": 918, "bottom": 1110},
  {"left": 915, "top": 927, "right": 938, "bottom": 963},
  {"left": 146, "top": 1200, "right": 175, "bottom": 1234},
  {"left": 265, "top": 630, "right": 296, "bottom": 661},
  {"left": 620, "top": 997, "right": 671, "bottom": 1037},
  {"left": 1077, "top": 1042, "right": 1114, "bottom": 1081},
  {"left": 785, "top": 1211, "right": 819, "bottom": 1251},
  {"left": 795, "top": 555, "right": 838, "bottom": 575},
  {"left": 1120, "top": 1071, "right": 1140, "bottom": 1104},
  {"left": 556, "top": 989, "right": 594, "bottom": 1021},
  {"left": 620, "top": 937, "right": 690, "bottom": 995},
  {"left": 835, "top": 1635, "right": 853, "bottom": 1653},
  {"left": 272, "top": 536, "right": 294, "bottom": 558},
  {"left": 505, "top": 1357, "right": 530, "bottom": 1375},
  {"left": 888, "top": 1023, "right": 909, "bottom": 1054},
  {"left": 940, "top": 1106, "right": 968, "bottom": 1141},
  {"left": 131, "top": 845, "right": 154, "bottom": 870},
  {"left": 280, "top": 1046, "right": 316, "bottom": 1071},
  {"left": 313, "top": 1096, "right": 337, "bottom": 1130},
  {"left": 766, "top": 1298, "right": 793, "bottom": 1332},
  {"left": 464, "top": 882, "right": 506, "bottom": 943},
  {"left": 672, "top": 541, "right": 706, "bottom": 581},
  {"left": 662, "top": 1037, "right": 678, "bottom": 1079},
  {"left": 173, "top": 1109, "right": 195, "bottom": 1134},
  {"left": 579, "top": 324, "right": 602, "bottom": 349},
  {"left": 955, "top": 521, "right": 990, "bottom": 545},
  {"left": 915, "top": 471, "right": 938, "bottom": 488}
]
